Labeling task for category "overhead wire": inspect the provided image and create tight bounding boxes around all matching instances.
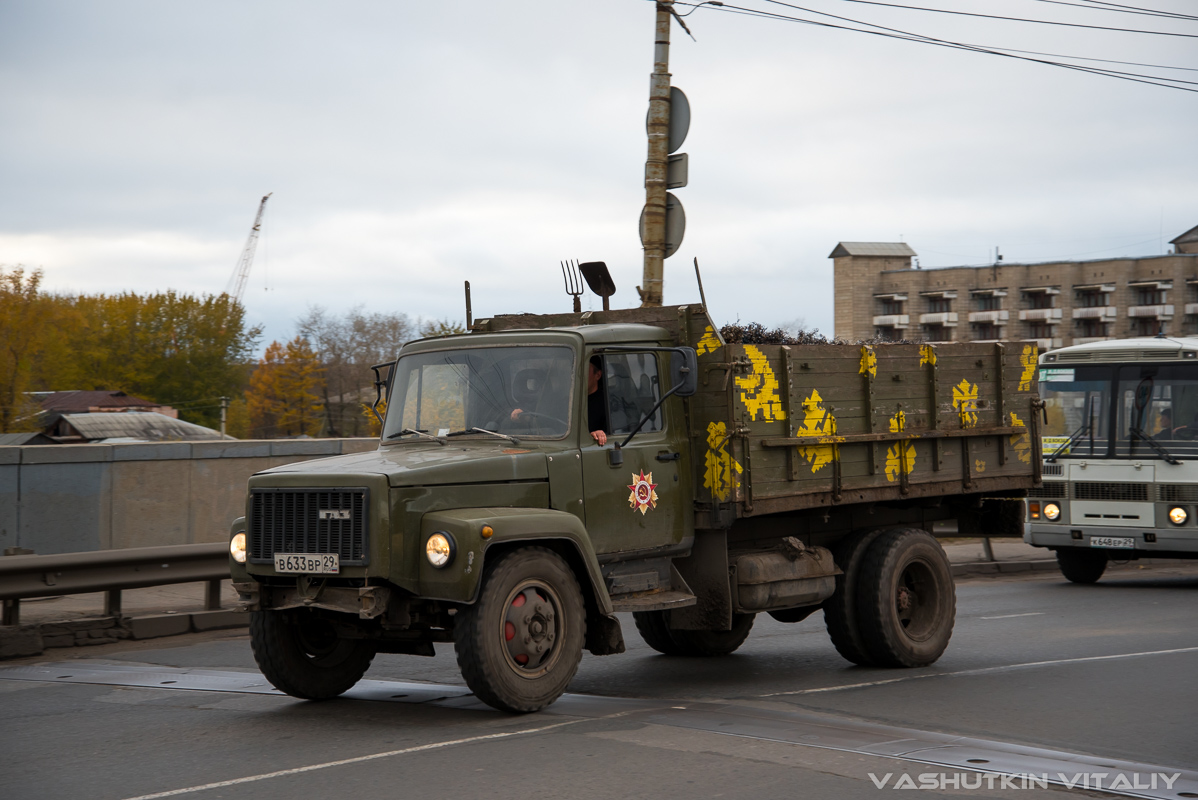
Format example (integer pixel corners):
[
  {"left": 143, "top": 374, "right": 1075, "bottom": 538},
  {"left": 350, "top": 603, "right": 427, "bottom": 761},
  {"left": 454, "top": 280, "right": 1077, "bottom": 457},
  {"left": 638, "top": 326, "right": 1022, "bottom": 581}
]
[
  {"left": 1077, "top": 0, "right": 1198, "bottom": 22},
  {"left": 1028, "top": 0, "right": 1198, "bottom": 22},
  {"left": 665, "top": 1, "right": 1198, "bottom": 93},
  {"left": 824, "top": 0, "right": 1198, "bottom": 34}
]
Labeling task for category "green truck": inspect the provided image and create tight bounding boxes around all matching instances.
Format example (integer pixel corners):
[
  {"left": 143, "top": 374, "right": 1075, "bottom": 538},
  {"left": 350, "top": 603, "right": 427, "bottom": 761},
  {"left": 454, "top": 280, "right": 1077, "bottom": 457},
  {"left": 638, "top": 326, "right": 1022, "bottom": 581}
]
[{"left": 229, "top": 303, "right": 1041, "bottom": 712}]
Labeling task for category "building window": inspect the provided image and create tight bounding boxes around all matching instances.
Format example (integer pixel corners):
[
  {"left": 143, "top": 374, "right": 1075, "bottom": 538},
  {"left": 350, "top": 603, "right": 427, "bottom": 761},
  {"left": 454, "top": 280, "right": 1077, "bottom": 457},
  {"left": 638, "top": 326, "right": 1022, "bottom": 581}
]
[
  {"left": 1135, "top": 318, "right": 1164, "bottom": 336},
  {"left": 975, "top": 294, "right": 1002, "bottom": 311},
  {"left": 973, "top": 323, "right": 1000, "bottom": 340},
  {"left": 1137, "top": 287, "right": 1166, "bottom": 305},
  {"left": 1027, "top": 322, "right": 1054, "bottom": 340},
  {"left": 923, "top": 325, "right": 951, "bottom": 342},
  {"left": 877, "top": 298, "right": 903, "bottom": 316},
  {"left": 875, "top": 327, "right": 900, "bottom": 342},
  {"left": 1077, "top": 290, "right": 1107, "bottom": 308},
  {"left": 1078, "top": 320, "right": 1110, "bottom": 338},
  {"left": 927, "top": 297, "right": 952, "bottom": 313},
  {"left": 1025, "top": 292, "right": 1054, "bottom": 310}
]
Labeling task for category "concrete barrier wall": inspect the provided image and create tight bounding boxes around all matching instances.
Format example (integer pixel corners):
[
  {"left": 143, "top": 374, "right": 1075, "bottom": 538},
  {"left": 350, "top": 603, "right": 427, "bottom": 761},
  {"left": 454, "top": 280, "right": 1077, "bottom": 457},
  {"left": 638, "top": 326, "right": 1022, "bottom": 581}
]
[{"left": 0, "top": 439, "right": 380, "bottom": 554}]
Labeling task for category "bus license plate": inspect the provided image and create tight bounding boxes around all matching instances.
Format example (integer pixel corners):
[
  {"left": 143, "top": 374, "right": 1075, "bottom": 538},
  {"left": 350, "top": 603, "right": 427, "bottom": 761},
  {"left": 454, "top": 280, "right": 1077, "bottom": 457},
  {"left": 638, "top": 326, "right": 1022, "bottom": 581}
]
[
  {"left": 274, "top": 553, "right": 340, "bottom": 574},
  {"left": 1089, "top": 537, "right": 1134, "bottom": 550}
]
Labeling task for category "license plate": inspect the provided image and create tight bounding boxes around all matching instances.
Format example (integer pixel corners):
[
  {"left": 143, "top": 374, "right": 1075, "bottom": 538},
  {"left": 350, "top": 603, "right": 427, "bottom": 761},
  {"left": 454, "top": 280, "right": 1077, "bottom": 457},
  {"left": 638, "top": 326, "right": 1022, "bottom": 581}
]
[
  {"left": 1089, "top": 537, "right": 1135, "bottom": 550},
  {"left": 274, "top": 553, "right": 340, "bottom": 574}
]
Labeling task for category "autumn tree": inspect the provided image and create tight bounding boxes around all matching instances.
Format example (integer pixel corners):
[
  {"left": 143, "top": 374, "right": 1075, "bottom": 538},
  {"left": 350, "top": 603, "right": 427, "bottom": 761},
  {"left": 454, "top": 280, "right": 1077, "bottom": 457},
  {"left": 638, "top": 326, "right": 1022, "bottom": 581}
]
[
  {"left": 247, "top": 337, "right": 324, "bottom": 438},
  {"left": 0, "top": 267, "right": 49, "bottom": 432},
  {"left": 420, "top": 318, "right": 467, "bottom": 338}
]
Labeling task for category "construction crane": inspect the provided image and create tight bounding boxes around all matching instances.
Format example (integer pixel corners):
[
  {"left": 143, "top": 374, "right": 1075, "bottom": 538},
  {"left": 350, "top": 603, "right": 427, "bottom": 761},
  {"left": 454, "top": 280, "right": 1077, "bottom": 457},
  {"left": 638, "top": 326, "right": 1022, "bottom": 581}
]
[{"left": 224, "top": 193, "right": 272, "bottom": 305}]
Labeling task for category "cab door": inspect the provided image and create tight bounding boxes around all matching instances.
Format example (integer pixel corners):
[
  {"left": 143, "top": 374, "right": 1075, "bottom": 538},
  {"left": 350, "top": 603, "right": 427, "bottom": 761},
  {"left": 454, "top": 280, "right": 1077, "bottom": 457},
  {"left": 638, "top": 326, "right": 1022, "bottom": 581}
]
[{"left": 580, "top": 349, "right": 691, "bottom": 556}]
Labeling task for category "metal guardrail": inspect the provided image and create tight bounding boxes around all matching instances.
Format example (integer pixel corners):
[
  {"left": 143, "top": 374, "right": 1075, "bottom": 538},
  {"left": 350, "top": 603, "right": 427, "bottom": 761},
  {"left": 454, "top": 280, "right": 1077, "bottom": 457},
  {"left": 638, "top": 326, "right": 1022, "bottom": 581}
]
[{"left": 0, "top": 543, "right": 230, "bottom": 626}]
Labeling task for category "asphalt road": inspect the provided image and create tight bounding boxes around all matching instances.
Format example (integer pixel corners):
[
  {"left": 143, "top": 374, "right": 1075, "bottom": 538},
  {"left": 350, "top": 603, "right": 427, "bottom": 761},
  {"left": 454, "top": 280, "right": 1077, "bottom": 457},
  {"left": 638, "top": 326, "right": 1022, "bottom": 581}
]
[{"left": 2, "top": 566, "right": 1197, "bottom": 800}]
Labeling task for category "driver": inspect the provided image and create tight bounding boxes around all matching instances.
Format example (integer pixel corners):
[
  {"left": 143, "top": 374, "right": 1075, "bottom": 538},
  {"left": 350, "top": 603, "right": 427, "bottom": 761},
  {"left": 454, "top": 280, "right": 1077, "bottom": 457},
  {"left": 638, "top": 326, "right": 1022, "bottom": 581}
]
[{"left": 511, "top": 356, "right": 609, "bottom": 445}]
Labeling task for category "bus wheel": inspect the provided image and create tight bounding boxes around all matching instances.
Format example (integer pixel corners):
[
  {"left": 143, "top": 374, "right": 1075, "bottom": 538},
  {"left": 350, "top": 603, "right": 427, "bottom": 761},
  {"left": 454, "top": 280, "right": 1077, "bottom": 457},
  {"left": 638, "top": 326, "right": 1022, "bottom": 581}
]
[
  {"left": 823, "top": 528, "right": 888, "bottom": 666},
  {"left": 454, "top": 547, "right": 585, "bottom": 713},
  {"left": 250, "top": 608, "right": 376, "bottom": 700},
  {"left": 1056, "top": 548, "right": 1108, "bottom": 584},
  {"left": 856, "top": 528, "right": 956, "bottom": 668}
]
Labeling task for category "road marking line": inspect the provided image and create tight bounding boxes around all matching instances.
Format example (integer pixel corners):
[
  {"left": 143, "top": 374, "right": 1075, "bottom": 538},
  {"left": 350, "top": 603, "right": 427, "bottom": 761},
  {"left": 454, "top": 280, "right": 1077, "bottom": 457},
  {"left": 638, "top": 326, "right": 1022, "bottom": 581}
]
[
  {"left": 119, "top": 719, "right": 586, "bottom": 800},
  {"left": 763, "top": 645, "right": 1198, "bottom": 697},
  {"left": 980, "top": 612, "right": 1044, "bottom": 619}
]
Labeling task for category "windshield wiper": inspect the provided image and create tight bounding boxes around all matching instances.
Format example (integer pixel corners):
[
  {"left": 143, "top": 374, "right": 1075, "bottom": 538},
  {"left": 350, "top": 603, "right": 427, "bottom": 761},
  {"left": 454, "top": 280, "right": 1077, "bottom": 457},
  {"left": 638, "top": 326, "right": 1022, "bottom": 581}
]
[
  {"left": 386, "top": 428, "right": 447, "bottom": 445},
  {"left": 1128, "top": 426, "right": 1181, "bottom": 465},
  {"left": 446, "top": 427, "right": 520, "bottom": 445},
  {"left": 1046, "top": 397, "right": 1093, "bottom": 463}
]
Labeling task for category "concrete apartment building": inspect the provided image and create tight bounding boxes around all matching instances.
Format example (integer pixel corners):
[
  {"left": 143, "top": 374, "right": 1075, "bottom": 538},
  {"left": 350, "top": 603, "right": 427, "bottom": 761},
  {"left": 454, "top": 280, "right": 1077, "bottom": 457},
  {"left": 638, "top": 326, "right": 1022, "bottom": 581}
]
[{"left": 832, "top": 223, "right": 1198, "bottom": 350}]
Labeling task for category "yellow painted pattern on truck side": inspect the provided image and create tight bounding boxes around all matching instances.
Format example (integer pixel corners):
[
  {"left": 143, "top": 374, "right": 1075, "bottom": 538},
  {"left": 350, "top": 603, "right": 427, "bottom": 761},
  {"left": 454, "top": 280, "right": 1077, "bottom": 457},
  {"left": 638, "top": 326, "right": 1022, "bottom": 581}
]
[
  {"left": 735, "top": 345, "right": 786, "bottom": 422},
  {"left": 795, "top": 390, "right": 842, "bottom": 473},
  {"left": 703, "top": 421, "right": 743, "bottom": 502},
  {"left": 953, "top": 379, "right": 980, "bottom": 428},
  {"left": 885, "top": 410, "right": 915, "bottom": 482}
]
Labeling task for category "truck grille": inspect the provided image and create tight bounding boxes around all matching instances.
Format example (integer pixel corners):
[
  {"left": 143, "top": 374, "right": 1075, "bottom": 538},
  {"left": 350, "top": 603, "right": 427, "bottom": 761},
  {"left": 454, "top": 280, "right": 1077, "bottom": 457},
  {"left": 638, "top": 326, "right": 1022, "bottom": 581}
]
[
  {"left": 1158, "top": 484, "right": 1198, "bottom": 502},
  {"left": 248, "top": 488, "right": 369, "bottom": 565}
]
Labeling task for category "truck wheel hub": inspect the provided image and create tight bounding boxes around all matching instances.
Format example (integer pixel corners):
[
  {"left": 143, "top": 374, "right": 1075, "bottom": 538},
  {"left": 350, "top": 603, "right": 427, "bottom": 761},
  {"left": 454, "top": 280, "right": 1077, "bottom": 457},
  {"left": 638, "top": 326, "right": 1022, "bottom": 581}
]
[{"left": 503, "top": 584, "right": 559, "bottom": 672}]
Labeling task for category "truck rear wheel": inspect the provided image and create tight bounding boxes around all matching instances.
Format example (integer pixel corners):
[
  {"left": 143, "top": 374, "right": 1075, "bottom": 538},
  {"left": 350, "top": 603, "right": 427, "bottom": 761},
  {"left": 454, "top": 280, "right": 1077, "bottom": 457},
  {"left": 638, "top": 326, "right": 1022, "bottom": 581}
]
[
  {"left": 856, "top": 528, "right": 955, "bottom": 668},
  {"left": 250, "top": 608, "right": 376, "bottom": 700},
  {"left": 823, "top": 528, "right": 888, "bottom": 666},
  {"left": 633, "top": 611, "right": 688, "bottom": 655},
  {"left": 454, "top": 547, "right": 585, "bottom": 713},
  {"left": 1056, "top": 548, "right": 1108, "bottom": 583},
  {"left": 669, "top": 613, "right": 756, "bottom": 656}
]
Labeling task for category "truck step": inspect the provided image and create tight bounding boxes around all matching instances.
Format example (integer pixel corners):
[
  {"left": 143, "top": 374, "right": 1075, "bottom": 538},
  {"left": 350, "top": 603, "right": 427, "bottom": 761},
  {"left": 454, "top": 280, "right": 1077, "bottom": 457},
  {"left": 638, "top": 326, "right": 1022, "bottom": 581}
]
[{"left": 610, "top": 590, "right": 697, "bottom": 613}]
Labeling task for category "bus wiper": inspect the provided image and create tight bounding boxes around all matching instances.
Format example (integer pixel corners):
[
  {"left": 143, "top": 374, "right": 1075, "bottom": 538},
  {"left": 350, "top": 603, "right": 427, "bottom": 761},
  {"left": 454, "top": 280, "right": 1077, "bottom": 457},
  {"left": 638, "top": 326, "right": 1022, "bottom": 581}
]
[
  {"left": 386, "top": 428, "right": 447, "bottom": 445},
  {"left": 446, "top": 427, "right": 520, "bottom": 445},
  {"left": 1046, "top": 397, "right": 1093, "bottom": 463},
  {"left": 1128, "top": 426, "right": 1181, "bottom": 465}
]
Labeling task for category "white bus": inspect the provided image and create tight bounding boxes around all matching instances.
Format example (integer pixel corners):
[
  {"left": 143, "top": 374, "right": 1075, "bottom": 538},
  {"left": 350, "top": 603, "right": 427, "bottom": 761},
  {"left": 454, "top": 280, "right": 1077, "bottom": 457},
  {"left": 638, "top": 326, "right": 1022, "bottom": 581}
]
[{"left": 1027, "top": 336, "right": 1198, "bottom": 582}]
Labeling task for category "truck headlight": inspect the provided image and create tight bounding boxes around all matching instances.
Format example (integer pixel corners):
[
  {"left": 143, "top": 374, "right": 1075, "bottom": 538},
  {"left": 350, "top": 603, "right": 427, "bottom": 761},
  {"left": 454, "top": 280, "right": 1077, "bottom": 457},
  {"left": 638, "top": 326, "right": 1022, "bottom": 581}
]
[
  {"left": 1043, "top": 502, "right": 1061, "bottom": 521},
  {"left": 230, "top": 532, "right": 248, "bottom": 563},
  {"left": 426, "top": 532, "right": 455, "bottom": 568},
  {"left": 1169, "top": 506, "right": 1187, "bottom": 525}
]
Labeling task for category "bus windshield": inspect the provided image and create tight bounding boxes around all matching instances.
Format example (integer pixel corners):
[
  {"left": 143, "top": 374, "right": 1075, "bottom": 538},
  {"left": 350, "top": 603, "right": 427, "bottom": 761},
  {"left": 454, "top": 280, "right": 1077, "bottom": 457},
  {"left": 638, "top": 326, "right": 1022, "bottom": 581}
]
[
  {"left": 1040, "top": 361, "right": 1198, "bottom": 460},
  {"left": 1115, "top": 363, "right": 1198, "bottom": 459},
  {"left": 1040, "top": 365, "right": 1112, "bottom": 459}
]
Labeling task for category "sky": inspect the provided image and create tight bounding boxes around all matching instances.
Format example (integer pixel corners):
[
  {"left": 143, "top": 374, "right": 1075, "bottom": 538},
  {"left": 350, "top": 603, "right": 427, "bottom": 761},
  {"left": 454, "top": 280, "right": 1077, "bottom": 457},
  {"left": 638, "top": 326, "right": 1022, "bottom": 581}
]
[{"left": 1, "top": 0, "right": 1195, "bottom": 350}]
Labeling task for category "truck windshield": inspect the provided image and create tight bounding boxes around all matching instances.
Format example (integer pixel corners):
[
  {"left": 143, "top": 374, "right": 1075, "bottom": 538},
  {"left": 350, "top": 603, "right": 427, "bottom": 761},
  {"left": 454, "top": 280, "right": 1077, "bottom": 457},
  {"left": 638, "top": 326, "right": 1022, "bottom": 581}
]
[
  {"left": 383, "top": 346, "right": 575, "bottom": 441},
  {"left": 1039, "top": 365, "right": 1112, "bottom": 459}
]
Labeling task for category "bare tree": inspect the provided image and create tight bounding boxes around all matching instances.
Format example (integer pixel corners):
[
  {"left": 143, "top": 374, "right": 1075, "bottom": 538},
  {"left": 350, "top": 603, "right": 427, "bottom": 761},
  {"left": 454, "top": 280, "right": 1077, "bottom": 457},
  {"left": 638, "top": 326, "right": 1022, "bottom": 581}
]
[{"left": 298, "top": 306, "right": 414, "bottom": 437}]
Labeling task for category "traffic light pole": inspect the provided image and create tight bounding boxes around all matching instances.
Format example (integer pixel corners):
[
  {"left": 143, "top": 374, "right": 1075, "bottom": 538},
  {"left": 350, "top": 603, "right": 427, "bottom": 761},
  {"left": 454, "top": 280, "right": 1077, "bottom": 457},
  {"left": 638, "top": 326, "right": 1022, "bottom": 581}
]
[{"left": 639, "top": 1, "right": 674, "bottom": 308}]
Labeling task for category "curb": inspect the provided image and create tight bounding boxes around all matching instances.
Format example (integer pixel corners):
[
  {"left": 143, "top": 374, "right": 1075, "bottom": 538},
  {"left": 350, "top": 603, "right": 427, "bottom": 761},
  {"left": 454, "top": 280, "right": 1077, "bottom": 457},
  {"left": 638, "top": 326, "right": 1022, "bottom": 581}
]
[
  {"left": 952, "top": 559, "right": 1059, "bottom": 577},
  {"left": 0, "top": 608, "right": 248, "bottom": 660}
]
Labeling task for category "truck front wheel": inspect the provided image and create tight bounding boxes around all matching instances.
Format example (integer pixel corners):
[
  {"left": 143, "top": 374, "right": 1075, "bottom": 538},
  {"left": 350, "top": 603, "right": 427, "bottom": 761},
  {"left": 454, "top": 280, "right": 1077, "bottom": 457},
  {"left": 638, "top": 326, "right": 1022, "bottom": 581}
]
[
  {"left": 250, "top": 608, "right": 377, "bottom": 700},
  {"left": 454, "top": 547, "right": 586, "bottom": 713},
  {"left": 1056, "top": 548, "right": 1107, "bottom": 583},
  {"left": 856, "top": 528, "right": 956, "bottom": 668}
]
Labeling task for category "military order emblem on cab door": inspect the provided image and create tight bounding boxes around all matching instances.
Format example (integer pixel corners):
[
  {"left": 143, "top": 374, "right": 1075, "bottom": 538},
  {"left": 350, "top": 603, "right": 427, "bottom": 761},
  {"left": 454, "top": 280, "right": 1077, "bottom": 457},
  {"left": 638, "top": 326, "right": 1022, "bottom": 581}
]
[{"left": 627, "top": 470, "right": 659, "bottom": 515}]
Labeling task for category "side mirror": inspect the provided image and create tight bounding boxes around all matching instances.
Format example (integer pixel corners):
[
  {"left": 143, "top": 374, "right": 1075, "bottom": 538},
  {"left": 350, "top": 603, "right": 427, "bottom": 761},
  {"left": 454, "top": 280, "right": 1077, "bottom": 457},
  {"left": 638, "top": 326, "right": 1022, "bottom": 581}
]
[{"left": 670, "top": 348, "right": 698, "bottom": 398}]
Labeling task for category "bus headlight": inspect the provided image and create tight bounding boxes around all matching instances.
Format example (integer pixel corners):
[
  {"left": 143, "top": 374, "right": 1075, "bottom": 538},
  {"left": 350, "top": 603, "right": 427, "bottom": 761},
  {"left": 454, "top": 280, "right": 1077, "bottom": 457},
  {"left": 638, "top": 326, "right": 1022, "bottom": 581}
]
[
  {"left": 1043, "top": 503, "right": 1061, "bottom": 521},
  {"left": 1169, "top": 506, "right": 1187, "bottom": 526},
  {"left": 230, "top": 532, "right": 248, "bottom": 563},
  {"left": 426, "top": 532, "right": 455, "bottom": 568}
]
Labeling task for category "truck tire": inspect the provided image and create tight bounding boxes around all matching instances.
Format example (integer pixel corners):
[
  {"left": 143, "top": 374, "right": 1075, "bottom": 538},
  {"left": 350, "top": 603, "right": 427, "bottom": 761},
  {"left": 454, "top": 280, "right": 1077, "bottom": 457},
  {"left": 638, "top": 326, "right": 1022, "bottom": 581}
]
[
  {"left": 856, "top": 528, "right": 955, "bottom": 668},
  {"left": 1056, "top": 548, "right": 1108, "bottom": 584},
  {"left": 249, "top": 608, "right": 376, "bottom": 700},
  {"left": 668, "top": 613, "right": 756, "bottom": 656},
  {"left": 768, "top": 606, "right": 818, "bottom": 624},
  {"left": 633, "top": 611, "right": 688, "bottom": 655},
  {"left": 454, "top": 547, "right": 586, "bottom": 713},
  {"left": 823, "top": 528, "right": 888, "bottom": 666}
]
